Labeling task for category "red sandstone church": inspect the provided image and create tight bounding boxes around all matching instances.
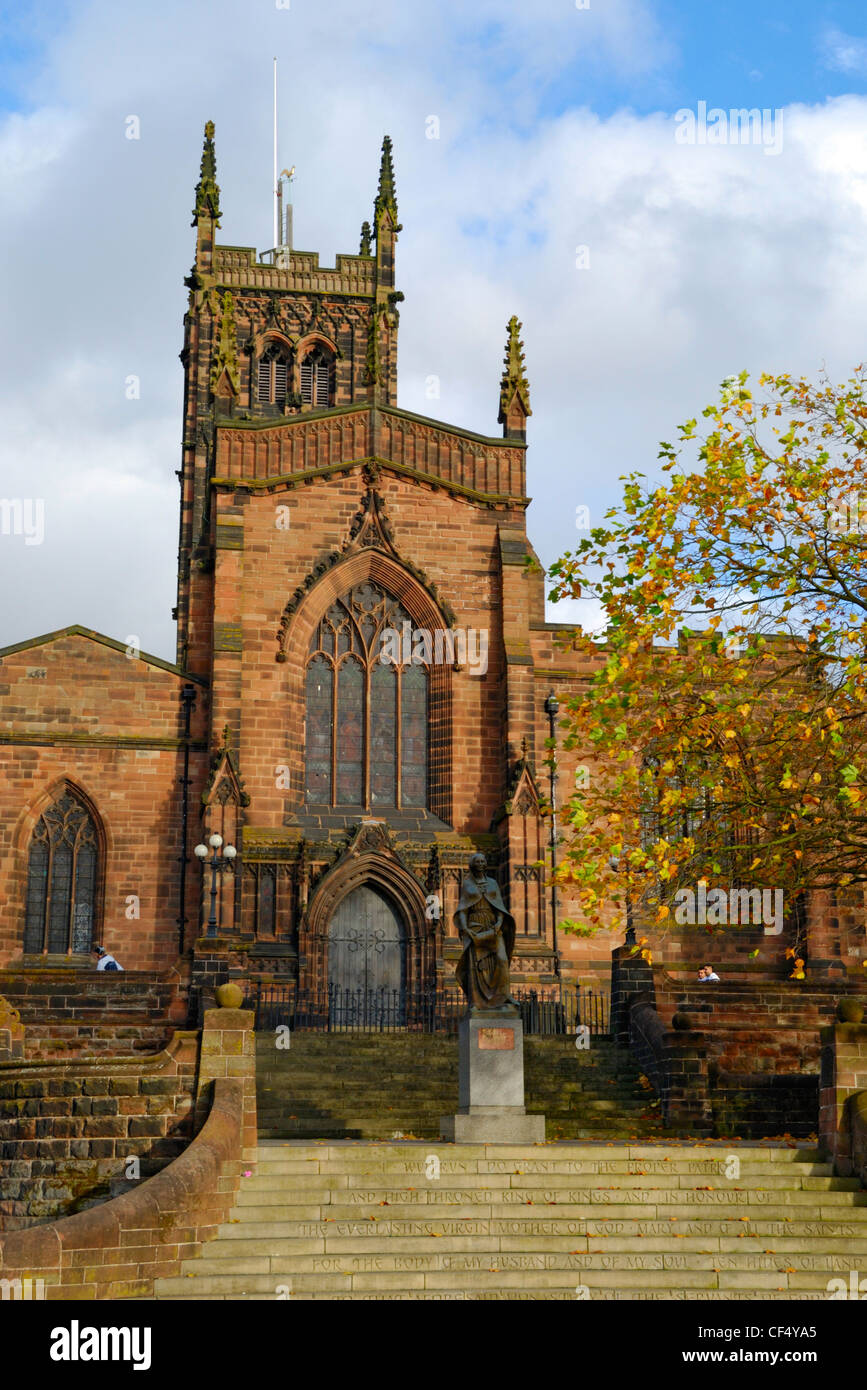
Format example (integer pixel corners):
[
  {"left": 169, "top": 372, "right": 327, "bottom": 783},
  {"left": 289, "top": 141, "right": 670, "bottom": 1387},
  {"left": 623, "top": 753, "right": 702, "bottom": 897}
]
[{"left": 0, "top": 124, "right": 617, "bottom": 1004}]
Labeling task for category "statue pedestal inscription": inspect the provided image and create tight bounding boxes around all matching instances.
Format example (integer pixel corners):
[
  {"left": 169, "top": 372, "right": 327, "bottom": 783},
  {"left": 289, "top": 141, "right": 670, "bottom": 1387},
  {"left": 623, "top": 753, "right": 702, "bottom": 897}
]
[{"left": 440, "top": 1011, "right": 546, "bottom": 1143}]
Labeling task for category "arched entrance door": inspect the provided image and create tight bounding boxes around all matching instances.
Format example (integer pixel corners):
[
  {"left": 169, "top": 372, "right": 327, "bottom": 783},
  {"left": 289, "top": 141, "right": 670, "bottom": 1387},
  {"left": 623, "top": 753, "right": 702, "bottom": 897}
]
[{"left": 327, "top": 884, "right": 406, "bottom": 1027}]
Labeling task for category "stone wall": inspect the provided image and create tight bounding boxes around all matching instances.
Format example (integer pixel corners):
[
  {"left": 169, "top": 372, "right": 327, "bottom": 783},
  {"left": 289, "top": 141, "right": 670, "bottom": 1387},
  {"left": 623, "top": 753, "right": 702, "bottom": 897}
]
[
  {"left": 0, "top": 968, "right": 186, "bottom": 1060},
  {"left": 0, "top": 1005, "right": 257, "bottom": 1298},
  {"left": 0, "top": 629, "right": 208, "bottom": 971},
  {"left": 615, "top": 957, "right": 867, "bottom": 1139},
  {"left": 820, "top": 1020, "right": 867, "bottom": 1179},
  {"left": 0, "top": 1075, "right": 250, "bottom": 1299},
  {"left": 0, "top": 1033, "right": 198, "bottom": 1230},
  {"left": 194, "top": 1006, "right": 258, "bottom": 1151},
  {"left": 0, "top": 995, "right": 24, "bottom": 1063}
]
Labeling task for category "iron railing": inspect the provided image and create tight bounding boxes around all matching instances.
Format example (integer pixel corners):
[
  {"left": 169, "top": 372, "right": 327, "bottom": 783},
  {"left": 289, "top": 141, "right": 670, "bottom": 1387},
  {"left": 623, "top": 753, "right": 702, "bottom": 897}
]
[{"left": 245, "top": 982, "right": 610, "bottom": 1037}]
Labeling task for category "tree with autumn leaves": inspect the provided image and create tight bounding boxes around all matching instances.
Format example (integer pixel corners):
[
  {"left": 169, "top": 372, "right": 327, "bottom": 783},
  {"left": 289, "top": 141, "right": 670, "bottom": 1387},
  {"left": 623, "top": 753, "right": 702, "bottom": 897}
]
[{"left": 548, "top": 368, "right": 867, "bottom": 971}]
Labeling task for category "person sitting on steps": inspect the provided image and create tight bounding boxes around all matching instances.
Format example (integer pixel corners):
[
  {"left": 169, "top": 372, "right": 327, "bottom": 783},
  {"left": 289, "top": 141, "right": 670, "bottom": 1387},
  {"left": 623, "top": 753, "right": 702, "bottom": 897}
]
[{"left": 93, "top": 945, "right": 124, "bottom": 972}]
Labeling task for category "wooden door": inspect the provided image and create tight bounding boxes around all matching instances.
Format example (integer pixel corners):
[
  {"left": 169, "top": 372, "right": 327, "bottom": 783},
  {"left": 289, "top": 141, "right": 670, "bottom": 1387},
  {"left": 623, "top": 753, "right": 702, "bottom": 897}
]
[{"left": 327, "top": 885, "right": 406, "bottom": 1026}]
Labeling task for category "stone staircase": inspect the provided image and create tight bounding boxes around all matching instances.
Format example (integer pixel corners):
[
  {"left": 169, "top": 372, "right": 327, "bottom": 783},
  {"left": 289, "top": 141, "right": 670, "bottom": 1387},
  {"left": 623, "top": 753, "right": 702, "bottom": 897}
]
[
  {"left": 256, "top": 1033, "right": 666, "bottom": 1142},
  {"left": 151, "top": 1140, "right": 867, "bottom": 1300}
]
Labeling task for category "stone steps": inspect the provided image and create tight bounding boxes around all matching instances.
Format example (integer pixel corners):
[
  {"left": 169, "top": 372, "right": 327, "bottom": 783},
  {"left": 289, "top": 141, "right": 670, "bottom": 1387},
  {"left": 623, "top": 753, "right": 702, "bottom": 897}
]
[
  {"left": 151, "top": 1141, "right": 867, "bottom": 1300},
  {"left": 255, "top": 1033, "right": 664, "bottom": 1141}
]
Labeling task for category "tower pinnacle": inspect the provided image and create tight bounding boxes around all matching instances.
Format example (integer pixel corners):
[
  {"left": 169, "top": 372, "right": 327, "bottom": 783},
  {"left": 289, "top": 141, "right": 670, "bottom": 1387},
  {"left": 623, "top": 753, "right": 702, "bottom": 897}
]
[
  {"left": 498, "top": 316, "right": 532, "bottom": 440},
  {"left": 192, "top": 120, "right": 221, "bottom": 227},
  {"left": 374, "top": 135, "right": 399, "bottom": 229}
]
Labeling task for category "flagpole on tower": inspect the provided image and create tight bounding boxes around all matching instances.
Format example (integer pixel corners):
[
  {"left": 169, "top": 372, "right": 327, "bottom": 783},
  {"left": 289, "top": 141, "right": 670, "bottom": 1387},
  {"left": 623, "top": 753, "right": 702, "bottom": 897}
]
[{"left": 273, "top": 56, "right": 278, "bottom": 251}]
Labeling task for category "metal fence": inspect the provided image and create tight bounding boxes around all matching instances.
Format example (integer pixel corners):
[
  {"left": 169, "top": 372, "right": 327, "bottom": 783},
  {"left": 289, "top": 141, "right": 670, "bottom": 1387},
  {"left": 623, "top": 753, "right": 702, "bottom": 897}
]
[{"left": 246, "top": 982, "right": 610, "bottom": 1038}]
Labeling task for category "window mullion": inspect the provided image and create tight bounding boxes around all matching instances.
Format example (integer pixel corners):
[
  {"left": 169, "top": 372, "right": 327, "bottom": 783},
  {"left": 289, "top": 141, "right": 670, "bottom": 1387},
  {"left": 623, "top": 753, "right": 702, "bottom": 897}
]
[
  {"left": 331, "top": 657, "right": 339, "bottom": 808},
  {"left": 396, "top": 664, "right": 403, "bottom": 810},
  {"left": 363, "top": 662, "right": 371, "bottom": 809}
]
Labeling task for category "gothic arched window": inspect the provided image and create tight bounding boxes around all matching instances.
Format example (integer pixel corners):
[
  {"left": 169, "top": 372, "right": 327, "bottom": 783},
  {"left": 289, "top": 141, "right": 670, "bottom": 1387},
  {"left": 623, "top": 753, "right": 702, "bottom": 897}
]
[
  {"left": 305, "top": 582, "right": 429, "bottom": 808},
  {"left": 257, "top": 342, "right": 291, "bottom": 405},
  {"left": 300, "top": 345, "right": 334, "bottom": 408},
  {"left": 24, "top": 788, "right": 101, "bottom": 955}
]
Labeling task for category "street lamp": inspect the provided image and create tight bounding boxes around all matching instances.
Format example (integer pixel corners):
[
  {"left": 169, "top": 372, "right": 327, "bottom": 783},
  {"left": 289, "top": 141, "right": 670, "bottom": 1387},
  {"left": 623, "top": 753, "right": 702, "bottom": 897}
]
[
  {"left": 544, "top": 691, "right": 562, "bottom": 980},
  {"left": 609, "top": 856, "right": 636, "bottom": 946},
  {"left": 194, "top": 832, "right": 237, "bottom": 938}
]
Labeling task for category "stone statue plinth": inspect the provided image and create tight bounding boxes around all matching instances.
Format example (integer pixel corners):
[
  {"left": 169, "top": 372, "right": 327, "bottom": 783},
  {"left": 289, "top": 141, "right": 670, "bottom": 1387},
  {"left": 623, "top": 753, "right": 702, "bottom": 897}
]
[
  {"left": 440, "top": 1009, "right": 545, "bottom": 1144},
  {"left": 440, "top": 853, "right": 546, "bottom": 1143}
]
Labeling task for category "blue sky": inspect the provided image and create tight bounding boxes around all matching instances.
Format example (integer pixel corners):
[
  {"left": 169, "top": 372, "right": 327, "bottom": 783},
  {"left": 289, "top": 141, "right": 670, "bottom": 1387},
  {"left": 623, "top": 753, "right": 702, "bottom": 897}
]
[
  {"left": 1, "top": 0, "right": 867, "bottom": 654},
  {"left": 4, "top": 1, "right": 866, "bottom": 119}
]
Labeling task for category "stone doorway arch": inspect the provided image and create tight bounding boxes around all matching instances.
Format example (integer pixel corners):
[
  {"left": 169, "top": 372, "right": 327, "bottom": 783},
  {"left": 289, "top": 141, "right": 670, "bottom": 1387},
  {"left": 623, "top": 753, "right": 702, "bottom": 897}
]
[
  {"left": 299, "top": 821, "right": 434, "bottom": 1014},
  {"left": 327, "top": 882, "right": 406, "bottom": 1027}
]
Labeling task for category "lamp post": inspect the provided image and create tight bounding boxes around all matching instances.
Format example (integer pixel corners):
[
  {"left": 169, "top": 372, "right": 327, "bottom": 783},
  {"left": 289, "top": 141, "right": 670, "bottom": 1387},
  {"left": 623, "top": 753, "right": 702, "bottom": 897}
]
[
  {"left": 544, "top": 691, "right": 562, "bottom": 980},
  {"left": 193, "top": 833, "right": 237, "bottom": 938},
  {"left": 609, "top": 856, "right": 636, "bottom": 946}
]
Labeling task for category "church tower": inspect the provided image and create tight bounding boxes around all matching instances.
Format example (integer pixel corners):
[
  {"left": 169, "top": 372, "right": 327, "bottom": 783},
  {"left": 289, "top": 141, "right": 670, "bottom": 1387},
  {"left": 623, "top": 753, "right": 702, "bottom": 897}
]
[
  {"left": 170, "top": 120, "right": 568, "bottom": 1005},
  {"left": 176, "top": 125, "right": 403, "bottom": 679}
]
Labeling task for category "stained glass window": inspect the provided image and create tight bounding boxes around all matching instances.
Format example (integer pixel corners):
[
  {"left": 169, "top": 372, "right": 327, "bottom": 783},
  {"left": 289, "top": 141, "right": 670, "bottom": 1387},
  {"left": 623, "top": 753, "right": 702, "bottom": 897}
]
[
  {"left": 336, "top": 657, "right": 364, "bottom": 804},
  {"left": 304, "top": 581, "right": 430, "bottom": 808},
  {"left": 370, "top": 662, "right": 396, "bottom": 805},
  {"left": 401, "top": 663, "right": 428, "bottom": 807},
  {"left": 23, "top": 790, "right": 99, "bottom": 955},
  {"left": 305, "top": 657, "right": 333, "bottom": 805}
]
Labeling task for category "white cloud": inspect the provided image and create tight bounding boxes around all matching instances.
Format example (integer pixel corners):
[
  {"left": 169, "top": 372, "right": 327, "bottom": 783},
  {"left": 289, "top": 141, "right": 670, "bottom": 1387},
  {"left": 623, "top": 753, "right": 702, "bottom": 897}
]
[
  {"left": 820, "top": 26, "right": 867, "bottom": 75},
  {"left": 1, "top": 3, "right": 867, "bottom": 664}
]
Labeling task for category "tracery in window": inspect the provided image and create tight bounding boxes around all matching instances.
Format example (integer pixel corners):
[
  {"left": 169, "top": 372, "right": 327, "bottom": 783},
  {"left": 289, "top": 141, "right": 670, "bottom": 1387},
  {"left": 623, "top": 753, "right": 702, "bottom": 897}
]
[
  {"left": 24, "top": 789, "right": 100, "bottom": 955},
  {"left": 300, "top": 346, "right": 334, "bottom": 407},
  {"left": 304, "top": 582, "right": 429, "bottom": 808}
]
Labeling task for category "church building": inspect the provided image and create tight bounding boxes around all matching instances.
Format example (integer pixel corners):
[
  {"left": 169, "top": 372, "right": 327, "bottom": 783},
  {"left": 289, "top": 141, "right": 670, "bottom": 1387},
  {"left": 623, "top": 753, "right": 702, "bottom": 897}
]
[{"left": 0, "top": 124, "right": 615, "bottom": 1009}]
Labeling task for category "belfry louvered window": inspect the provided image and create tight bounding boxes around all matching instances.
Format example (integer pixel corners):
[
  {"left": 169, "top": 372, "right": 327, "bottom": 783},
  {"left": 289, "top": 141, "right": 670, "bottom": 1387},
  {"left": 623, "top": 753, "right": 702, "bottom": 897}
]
[
  {"left": 305, "top": 582, "right": 429, "bottom": 809},
  {"left": 300, "top": 347, "right": 334, "bottom": 408},
  {"left": 24, "top": 788, "right": 101, "bottom": 955},
  {"left": 257, "top": 343, "right": 291, "bottom": 405}
]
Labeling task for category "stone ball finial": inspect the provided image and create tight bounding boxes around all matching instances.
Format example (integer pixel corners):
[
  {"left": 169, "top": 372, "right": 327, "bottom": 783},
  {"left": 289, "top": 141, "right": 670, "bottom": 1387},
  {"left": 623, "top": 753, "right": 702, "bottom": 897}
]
[{"left": 215, "top": 982, "right": 244, "bottom": 1010}]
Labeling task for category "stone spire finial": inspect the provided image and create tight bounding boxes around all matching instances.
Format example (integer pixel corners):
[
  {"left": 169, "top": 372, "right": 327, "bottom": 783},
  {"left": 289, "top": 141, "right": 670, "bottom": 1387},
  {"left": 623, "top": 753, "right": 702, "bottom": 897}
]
[
  {"left": 374, "top": 135, "right": 398, "bottom": 227},
  {"left": 498, "top": 315, "right": 532, "bottom": 439},
  {"left": 192, "top": 120, "right": 221, "bottom": 226},
  {"left": 360, "top": 220, "right": 372, "bottom": 255}
]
